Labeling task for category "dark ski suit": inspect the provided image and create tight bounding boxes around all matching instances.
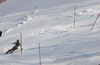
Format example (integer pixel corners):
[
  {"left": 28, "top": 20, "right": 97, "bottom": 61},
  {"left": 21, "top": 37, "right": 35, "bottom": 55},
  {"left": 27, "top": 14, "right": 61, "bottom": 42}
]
[{"left": 6, "top": 40, "right": 21, "bottom": 54}]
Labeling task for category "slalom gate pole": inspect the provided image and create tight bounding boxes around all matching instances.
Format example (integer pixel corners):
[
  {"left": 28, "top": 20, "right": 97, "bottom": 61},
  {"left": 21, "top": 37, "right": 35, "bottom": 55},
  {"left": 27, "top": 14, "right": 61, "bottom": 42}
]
[
  {"left": 74, "top": 6, "right": 76, "bottom": 27},
  {"left": 39, "top": 43, "right": 41, "bottom": 65},
  {"left": 90, "top": 13, "right": 100, "bottom": 31},
  {"left": 20, "top": 32, "right": 22, "bottom": 55}
]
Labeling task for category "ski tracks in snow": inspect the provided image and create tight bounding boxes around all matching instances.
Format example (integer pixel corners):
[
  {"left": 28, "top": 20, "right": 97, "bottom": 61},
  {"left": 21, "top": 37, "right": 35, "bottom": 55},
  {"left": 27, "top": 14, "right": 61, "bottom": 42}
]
[
  {"left": 1, "top": 6, "right": 100, "bottom": 65},
  {"left": 4, "top": 7, "right": 39, "bottom": 34}
]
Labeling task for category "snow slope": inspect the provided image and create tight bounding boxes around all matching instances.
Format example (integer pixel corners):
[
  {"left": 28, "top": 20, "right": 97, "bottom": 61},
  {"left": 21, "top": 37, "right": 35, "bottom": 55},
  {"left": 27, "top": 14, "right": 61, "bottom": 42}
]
[{"left": 0, "top": 0, "right": 100, "bottom": 65}]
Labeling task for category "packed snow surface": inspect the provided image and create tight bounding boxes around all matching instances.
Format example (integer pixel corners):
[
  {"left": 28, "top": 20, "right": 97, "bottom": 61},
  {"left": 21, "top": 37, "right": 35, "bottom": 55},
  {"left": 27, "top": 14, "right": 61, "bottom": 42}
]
[{"left": 0, "top": 0, "right": 100, "bottom": 65}]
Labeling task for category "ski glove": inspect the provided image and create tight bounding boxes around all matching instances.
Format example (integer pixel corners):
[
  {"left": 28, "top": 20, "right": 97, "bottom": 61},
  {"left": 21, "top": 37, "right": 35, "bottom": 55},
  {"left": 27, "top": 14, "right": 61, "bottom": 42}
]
[
  {"left": 12, "top": 42, "right": 15, "bottom": 44},
  {"left": 21, "top": 48, "right": 23, "bottom": 51}
]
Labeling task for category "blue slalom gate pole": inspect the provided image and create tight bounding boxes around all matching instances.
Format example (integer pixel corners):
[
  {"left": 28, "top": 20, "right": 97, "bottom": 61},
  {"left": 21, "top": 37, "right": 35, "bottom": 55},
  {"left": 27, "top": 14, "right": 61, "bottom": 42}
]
[
  {"left": 74, "top": 6, "right": 76, "bottom": 26},
  {"left": 39, "top": 43, "right": 41, "bottom": 65}
]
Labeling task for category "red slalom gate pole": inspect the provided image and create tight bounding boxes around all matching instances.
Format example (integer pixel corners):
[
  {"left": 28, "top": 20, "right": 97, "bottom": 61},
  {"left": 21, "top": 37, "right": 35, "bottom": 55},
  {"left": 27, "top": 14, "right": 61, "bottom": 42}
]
[
  {"left": 20, "top": 32, "right": 22, "bottom": 55},
  {"left": 90, "top": 13, "right": 100, "bottom": 31},
  {"left": 0, "top": 0, "right": 2, "bottom": 3},
  {"left": 0, "top": 0, "right": 6, "bottom": 3}
]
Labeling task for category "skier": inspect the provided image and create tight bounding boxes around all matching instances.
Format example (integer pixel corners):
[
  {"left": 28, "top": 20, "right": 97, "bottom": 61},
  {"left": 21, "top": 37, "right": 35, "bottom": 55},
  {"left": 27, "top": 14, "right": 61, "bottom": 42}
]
[
  {"left": 6, "top": 39, "right": 22, "bottom": 54},
  {"left": 0, "top": 31, "right": 2, "bottom": 36}
]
